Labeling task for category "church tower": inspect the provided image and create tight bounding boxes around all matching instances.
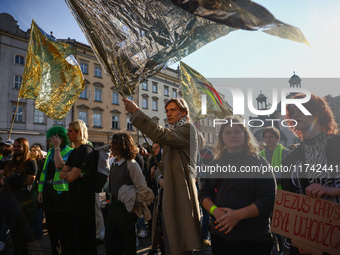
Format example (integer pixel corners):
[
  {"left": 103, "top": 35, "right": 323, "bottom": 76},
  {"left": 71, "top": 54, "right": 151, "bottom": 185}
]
[
  {"left": 289, "top": 72, "right": 301, "bottom": 88},
  {"left": 256, "top": 90, "right": 268, "bottom": 110}
]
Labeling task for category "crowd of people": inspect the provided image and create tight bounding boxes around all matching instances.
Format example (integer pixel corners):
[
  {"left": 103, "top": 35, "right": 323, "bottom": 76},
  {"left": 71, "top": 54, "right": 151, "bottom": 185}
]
[{"left": 0, "top": 93, "right": 339, "bottom": 255}]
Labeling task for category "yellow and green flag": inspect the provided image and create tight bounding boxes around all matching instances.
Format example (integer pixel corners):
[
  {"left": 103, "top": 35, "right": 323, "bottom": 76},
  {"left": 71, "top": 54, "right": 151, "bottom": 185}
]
[
  {"left": 19, "top": 20, "right": 85, "bottom": 120},
  {"left": 180, "top": 61, "right": 232, "bottom": 121}
]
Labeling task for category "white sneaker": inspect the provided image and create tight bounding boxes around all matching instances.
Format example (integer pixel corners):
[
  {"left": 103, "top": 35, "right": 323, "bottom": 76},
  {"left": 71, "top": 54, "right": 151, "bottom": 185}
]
[
  {"left": 0, "top": 241, "right": 5, "bottom": 252},
  {"left": 138, "top": 229, "right": 148, "bottom": 238}
]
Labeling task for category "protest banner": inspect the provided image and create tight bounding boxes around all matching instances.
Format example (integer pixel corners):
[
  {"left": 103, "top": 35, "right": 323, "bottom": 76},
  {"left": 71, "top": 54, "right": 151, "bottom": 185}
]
[{"left": 271, "top": 190, "right": 340, "bottom": 255}]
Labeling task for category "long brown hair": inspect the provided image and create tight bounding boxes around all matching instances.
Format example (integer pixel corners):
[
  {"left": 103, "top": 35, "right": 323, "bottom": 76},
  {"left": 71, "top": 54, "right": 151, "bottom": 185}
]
[
  {"left": 286, "top": 94, "right": 339, "bottom": 140},
  {"left": 4, "top": 138, "right": 32, "bottom": 176},
  {"left": 30, "top": 145, "right": 44, "bottom": 160},
  {"left": 214, "top": 116, "right": 259, "bottom": 159}
]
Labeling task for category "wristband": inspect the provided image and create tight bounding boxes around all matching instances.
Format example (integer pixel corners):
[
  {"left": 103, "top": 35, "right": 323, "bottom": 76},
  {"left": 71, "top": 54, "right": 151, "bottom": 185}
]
[
  {"left": 54, "top": 148, "right": 60, "bottom": 150},
  {"left": 210, "top": 205, "right": 218, "bottom": 215}
]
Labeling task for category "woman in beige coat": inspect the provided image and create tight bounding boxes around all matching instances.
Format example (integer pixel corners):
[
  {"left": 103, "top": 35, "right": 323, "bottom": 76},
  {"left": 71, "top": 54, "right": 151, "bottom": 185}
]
[{"left": 124, "top": 97, "right": 201, "bottom": 255}]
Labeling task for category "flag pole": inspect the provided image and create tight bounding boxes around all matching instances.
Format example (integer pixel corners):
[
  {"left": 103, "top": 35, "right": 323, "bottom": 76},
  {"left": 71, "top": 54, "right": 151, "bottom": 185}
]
[
  {"left": 8, "top": 98, "right": 20, "bottom": 139},
  {"left": 120, "top": 88, "right": 162, "bottom": 171}
]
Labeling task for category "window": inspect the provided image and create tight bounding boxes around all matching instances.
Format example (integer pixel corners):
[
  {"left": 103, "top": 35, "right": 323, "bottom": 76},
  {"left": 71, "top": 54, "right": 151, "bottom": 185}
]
[
  {"left": 127, "top": 117, "right": 133, "bottom": 130},
  {"left": 152, "top": 82, "right": 158, "bottom": 93},
  {"left": 207, "top": 118, "right": 209, "bottom": 126},
  {"left": 34, "top": 109, "right": 44, "bottom": 123},
  {"left": 208, "top": 133, "right": 210, "bottom": 143},
  {"left": 79, "top": 87, "right": 87, "bottom": 99},
  {"left": 142, "top": 98, "right": 148, "bottom": 109},
  {"left": 95, "top": 66, "right": 102, "bottom": 78},
  {"left": 112, "top": 115, "right": 120, "bottom": 129},
  {"left": 14, "top": 75, "right": 22, "bottom": 89},
  {"left": 152, "top": 99, "right": 158, "bottom": 111},
  {"left": 94, "top": 89, "right": 102, "bottom": 102},
  {"left": 80, "top": 63, "right": 88, "bottom": 74},
  {"left": 112, "top": 92, "right": 119, "bottom": 105},
  {"left": 54, "top": 119, "right": 64, "bottom": 126},
  {"left": 173, "top": 89, "right": 177, "bottom": 98},
  {"left": 201, "top": 119, "right": 204, "bottom": 125},
  {"left": 93, "top": 113, "right": 102, "bottom": 127},
  {"left": 15, "top": 55, "right": 24, "bottom": 65},
  {"left": 164, "top": 86, "right": 169, "bottom": 96},
  {"left": 142, "top": 81, "right": 148, "bottom": 91},
  {"left": 12, "top": 105, "right": 24, "bottom": 122},
  {"left": 78, "top": 111, "right": 88, "bottom": 125}
]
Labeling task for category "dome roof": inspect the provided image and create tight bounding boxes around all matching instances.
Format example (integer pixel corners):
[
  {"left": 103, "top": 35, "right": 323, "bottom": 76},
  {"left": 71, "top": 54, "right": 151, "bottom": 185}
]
[
  {"left": 289, "top": 72, "right": 301, "bottom": 83},
  {"left": 256, "top": 90, "right": 267, "bottom": 100}
]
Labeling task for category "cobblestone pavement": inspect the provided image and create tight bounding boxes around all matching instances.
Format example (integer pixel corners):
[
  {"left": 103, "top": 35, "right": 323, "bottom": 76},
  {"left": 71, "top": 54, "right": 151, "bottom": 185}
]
[{"left": 1, "top": 232, "right": 212, "bottom": 255}]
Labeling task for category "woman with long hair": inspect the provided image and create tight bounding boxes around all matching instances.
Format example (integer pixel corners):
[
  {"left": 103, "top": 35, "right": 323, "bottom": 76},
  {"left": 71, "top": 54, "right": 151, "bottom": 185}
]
[
  {"left": 1, "top": 138, "right": 37, "bottom": 255},
  {"left": 29, "top": 144, "right": 45, "bottom": 240},
  {"left": 199, "top": 116, "right": 276, "bottom": 255},
  {"left": 59, "top": 120, "right": 97, "bottom": 255},
  {"left": 283, "top": 94, "right": 340, "bottom": 254}
]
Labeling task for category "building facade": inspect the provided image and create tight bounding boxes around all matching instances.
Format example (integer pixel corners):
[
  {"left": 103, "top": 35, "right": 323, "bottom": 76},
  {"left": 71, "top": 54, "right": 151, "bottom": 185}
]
[
  {"left": 138, "top": 67, "right": 181, "bottom": 146},
  {"left": 59, "top": 38, "right": 139, "bottom": 147},
  {"left": 0, "top": 13, "right": 72, "bottom": 150},
  {"left": 194, "top": 115, "right": 218, "bottom": 150}
]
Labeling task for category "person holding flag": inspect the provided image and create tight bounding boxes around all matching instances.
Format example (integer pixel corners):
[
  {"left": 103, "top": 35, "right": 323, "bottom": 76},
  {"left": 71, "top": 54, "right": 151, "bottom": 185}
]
[{"left": 123, "top": 97, "right": 201, "bottom": 255}]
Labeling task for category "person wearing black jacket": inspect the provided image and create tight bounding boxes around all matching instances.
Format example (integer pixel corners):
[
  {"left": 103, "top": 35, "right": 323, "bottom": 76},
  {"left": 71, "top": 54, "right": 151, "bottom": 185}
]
[
  {"left": 59, "top": 120, "right": 97, "bottom": 255},
  {"left": 200, "top": 116, "right": 276, "bottom": 255},
  {"left": 1, "top": 138, "right": 37, "bottom": 255},
  {"left": 282, "top": 94, "right": 340, "bottom": 254}
]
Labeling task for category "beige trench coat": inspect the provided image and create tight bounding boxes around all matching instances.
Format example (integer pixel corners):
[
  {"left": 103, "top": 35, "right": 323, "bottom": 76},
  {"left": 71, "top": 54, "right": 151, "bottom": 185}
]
[{"left": 131, "top": 110, "right": 201, "bottom": 255}]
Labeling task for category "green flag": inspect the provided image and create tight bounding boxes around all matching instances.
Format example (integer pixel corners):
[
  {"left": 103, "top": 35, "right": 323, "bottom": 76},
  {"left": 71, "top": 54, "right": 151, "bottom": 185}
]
[{"left": 180, "top": 61, "right": 232, "bottom": 121}]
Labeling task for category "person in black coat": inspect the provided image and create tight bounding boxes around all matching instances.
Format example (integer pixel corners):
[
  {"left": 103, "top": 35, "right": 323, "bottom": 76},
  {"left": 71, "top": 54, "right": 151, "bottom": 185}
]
[{"left": 200, "top": 116, "right": 276, "bottom": 255}]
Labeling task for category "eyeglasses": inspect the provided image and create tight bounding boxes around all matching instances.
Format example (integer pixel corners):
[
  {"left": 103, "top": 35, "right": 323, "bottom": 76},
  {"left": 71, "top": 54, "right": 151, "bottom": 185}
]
[{"left": 13, "top": 145, "right": 23, "bottom": 148}]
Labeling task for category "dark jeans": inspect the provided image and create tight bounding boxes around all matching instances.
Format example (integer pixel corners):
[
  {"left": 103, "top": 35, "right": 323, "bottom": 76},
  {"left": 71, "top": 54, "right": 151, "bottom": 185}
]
[
  {"left": 137, "top": 216, "right": 148, "bottom": 230},
  {"left": 2, "top": 189, "right": 32, "bottom": 255},
  {"left": 0, "top": 212, "right": 9, "bottom": 242},
  {"left": 29, "top": 205, "right": 43, "bottom": 240},
  {"left": 105, "top": 199, "right": 137, "bottom": 255},
  {"left": 201, "top": 206, "right": 210, "bottom": 240},
  {"left": 211, "top": 233, "right": 273, "bottom": 255},
  {"left": 44, "top": 209, "right": 73, "bottom": 255}
]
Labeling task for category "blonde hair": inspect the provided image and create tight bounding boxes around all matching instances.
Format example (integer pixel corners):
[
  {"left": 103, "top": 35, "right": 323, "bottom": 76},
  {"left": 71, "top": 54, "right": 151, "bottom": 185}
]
[
  {"left": 214, "top": 116, "right": 259, "bottom": 159},
  {"left": 69, "top": 120, "right": 88, "bottom": 145}
]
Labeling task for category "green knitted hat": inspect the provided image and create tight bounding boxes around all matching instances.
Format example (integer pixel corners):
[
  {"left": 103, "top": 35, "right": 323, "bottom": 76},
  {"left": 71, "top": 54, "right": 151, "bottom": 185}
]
[{"left": 46, "top": 126, "right": 70, "bottom": 147}]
